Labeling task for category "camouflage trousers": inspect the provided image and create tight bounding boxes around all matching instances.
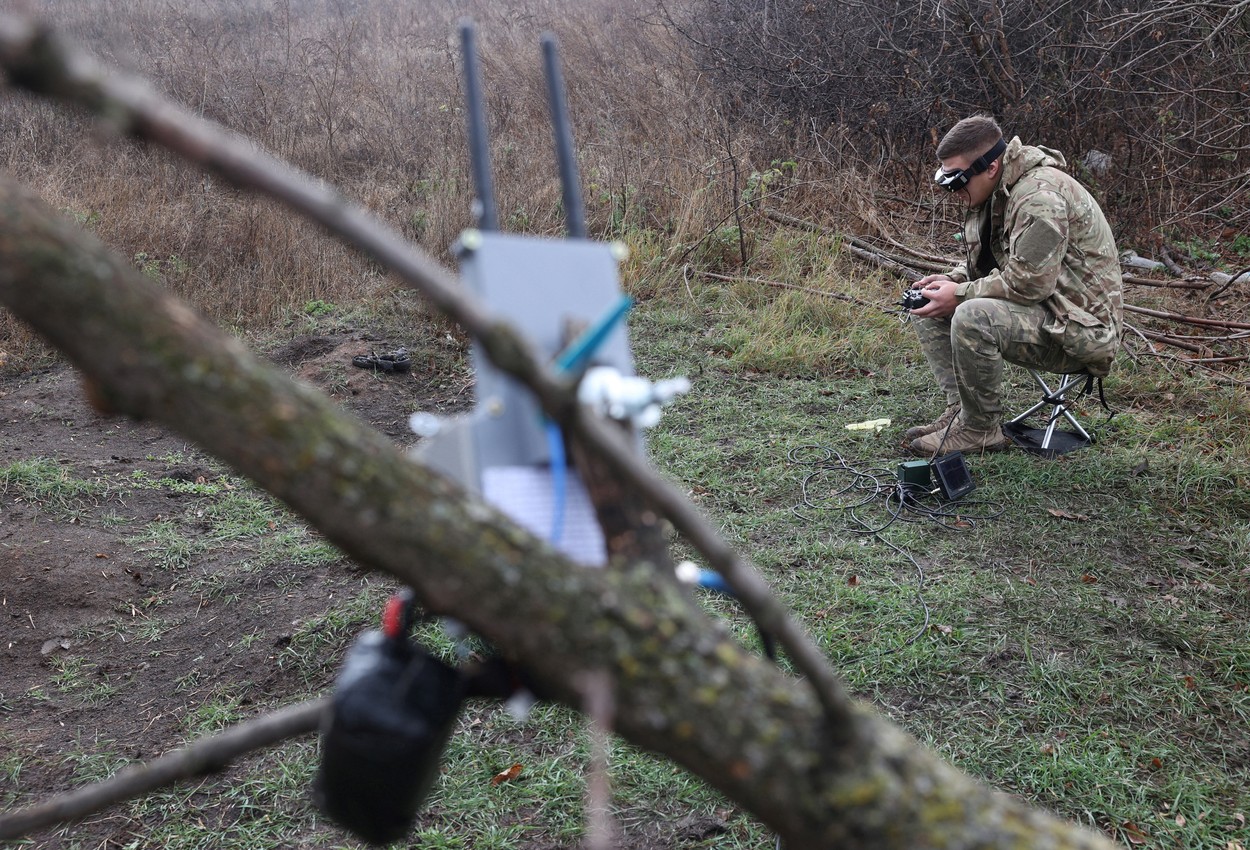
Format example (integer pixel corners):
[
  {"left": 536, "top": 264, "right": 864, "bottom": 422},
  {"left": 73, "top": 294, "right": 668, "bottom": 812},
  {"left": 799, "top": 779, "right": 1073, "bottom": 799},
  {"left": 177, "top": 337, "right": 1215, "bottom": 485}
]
[{"left": 912, "top": 298, "right": 1091, "bottom": 429}]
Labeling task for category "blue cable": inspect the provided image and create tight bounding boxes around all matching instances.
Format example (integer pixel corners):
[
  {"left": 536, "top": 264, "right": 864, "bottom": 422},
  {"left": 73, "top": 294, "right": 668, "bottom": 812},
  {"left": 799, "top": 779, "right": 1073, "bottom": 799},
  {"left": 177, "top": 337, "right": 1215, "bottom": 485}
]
[
  {"left": 695, "top": 569, "right": 733, "bottom": 595},
  {"left": 554, "top": 295, "right": 634, "bottom": 375},
  {"left": 545, "top": 420, "right": 566, "bottom": 545},
  {"left": 677, "top": 567, "right": 776, "bottom": 660},
  {"left": 544, "top": 294, "right": 633, "bottom": 547}
]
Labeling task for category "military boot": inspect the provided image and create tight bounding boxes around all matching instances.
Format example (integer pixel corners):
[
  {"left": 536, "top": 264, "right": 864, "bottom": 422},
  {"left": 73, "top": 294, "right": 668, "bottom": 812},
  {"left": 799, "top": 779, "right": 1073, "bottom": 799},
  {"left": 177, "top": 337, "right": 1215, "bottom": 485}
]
[
  {"left": 909, "top": 417, "right": 1011, "bottom": 457},
  {"left": 902, "top": 403, "right": 961, "bottom": 442}
]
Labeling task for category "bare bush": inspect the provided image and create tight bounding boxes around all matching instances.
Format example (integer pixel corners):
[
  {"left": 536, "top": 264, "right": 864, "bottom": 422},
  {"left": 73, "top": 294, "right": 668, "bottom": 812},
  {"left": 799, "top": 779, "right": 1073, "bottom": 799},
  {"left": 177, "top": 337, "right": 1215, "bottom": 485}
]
[{"left": 666, "top": 0, "right": 1250, "bottom": 232}]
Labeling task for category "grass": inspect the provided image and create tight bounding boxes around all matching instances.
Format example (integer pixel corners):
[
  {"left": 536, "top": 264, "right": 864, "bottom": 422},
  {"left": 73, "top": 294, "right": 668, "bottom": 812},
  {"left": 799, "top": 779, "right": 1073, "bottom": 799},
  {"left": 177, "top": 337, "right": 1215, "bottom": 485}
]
[
  {"left": 0, "top": 458, "right": 109, "bottom": 514},
  {"left": 59, "top": 736, "right": 131, "bottom": 785},
  {"left": 628, "top": 281, "right": 1250, "bottom": 849},
  {"left": 123, "top": 475, "right": 346, "bottom": 576},
  {"left": 5, "top": 220, "right": 1250, "bottom": 850},
  {"left": 4, "top": 278, "right": 1248, "bottom": 850},
  {"left": 88, "top": 279, "right": 1238, "bottom": 850},
  {"left": 47, "top": 656, "right": 126, "bottom": 706},
  {"left": 127, "top": 519, "right": 209, "bottom": 570},
  {"left": 182, "top": 689, "right": 249, "bottom": 737}
]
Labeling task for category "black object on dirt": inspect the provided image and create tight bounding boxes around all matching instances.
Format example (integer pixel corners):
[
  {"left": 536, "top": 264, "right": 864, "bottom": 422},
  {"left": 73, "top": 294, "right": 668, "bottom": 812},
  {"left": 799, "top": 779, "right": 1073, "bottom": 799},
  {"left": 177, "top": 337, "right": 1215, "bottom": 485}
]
[{"left": 352, "top": 348, "right": 411, "bottom": 373}]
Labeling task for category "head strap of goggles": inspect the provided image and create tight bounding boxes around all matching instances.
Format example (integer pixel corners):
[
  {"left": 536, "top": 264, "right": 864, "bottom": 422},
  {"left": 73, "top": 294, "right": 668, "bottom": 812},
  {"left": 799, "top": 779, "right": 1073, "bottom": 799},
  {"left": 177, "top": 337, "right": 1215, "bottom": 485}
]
[{"left": 934, "top": 137, "right": 1007, "bottom": 191}]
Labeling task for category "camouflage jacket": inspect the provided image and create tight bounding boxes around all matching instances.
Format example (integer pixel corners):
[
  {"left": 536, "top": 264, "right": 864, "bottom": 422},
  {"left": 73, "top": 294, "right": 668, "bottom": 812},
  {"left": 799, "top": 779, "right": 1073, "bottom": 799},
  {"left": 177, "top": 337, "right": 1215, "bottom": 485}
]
[{"left": 948, "top": 137, "right": 1124, "bottom": 375}]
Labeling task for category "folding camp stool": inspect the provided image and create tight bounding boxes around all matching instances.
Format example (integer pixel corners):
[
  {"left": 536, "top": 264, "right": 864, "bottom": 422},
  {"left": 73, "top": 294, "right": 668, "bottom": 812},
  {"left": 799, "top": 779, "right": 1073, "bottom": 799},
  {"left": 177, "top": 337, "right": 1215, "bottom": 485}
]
[{"left": 1001, "top": 370, "right": 1094, "bottom": 457}]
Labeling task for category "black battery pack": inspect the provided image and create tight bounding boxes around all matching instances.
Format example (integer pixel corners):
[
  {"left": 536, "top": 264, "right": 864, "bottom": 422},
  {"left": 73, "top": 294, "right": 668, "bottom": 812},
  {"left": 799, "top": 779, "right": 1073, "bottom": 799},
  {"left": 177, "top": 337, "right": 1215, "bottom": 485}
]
[{"left": 313, "top": 629, "right": 466, "bottom": 846}]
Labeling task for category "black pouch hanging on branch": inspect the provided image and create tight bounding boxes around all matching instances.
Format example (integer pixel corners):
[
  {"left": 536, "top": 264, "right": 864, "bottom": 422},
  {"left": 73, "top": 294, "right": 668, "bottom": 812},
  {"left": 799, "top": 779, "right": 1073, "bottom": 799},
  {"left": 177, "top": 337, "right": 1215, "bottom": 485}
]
[{"left": 313, "top": 591, "right": 466, "bottom": 846}]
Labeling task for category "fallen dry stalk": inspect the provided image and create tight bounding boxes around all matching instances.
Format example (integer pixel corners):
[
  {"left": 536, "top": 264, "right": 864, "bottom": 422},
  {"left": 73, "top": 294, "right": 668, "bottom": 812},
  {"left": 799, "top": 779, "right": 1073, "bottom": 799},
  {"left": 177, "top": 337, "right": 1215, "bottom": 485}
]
[
  {"left": 695, "top": 269, "right": 874, "bottom": 307},
  {"left": 766, "top": 209, "right": 1250, "bottom": 360}
]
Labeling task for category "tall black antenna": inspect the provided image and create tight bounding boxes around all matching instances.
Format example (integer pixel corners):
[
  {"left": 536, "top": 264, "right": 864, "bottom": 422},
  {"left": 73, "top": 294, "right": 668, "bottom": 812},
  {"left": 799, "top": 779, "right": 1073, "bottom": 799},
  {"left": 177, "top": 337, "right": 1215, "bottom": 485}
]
[
  {"left": 541, "top": 34, "right": 587, "bottom": 239},
  {"left": 459, "top": 20, "right": 498, "bottom": 231}
]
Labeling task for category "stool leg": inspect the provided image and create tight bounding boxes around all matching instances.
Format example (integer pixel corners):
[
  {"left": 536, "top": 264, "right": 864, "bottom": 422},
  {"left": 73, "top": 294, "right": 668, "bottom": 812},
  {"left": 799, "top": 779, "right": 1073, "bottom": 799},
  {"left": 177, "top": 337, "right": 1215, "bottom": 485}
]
[
  {"left": 1009, "top": 371, "right": 1057, "bottom": 425},
  {"left": 1016, "top": 371, "right": 1093, "bottom": 452},
  {"left": 1053, "top": 375, "right": 1093, "bottom": 443},
  {"left": 1058, "top": 406, "right": 1093, "bottom": 443}
]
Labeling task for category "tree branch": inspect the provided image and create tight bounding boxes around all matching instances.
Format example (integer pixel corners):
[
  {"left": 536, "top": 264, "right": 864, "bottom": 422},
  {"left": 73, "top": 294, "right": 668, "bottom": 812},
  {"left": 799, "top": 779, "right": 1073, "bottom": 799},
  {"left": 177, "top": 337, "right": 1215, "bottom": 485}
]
[
  {"left": 1123, "top": 274, "right": 1210, "bottom": 290},
  {"left": 0, "top": 15, "right": 1123, "bottom": 848},
  {"left": 695, "top": 269, "right": 875, "bottom": 307},
  {"left": 0, "top": 172, "right": 1121, "bottom": 848},
  {"left": 0, "top": 699, "right": 327, "bottom": 840},
  {"left": 1124, "top": 303, "right": 1250, "bottom": 331},
  {"left": 0, "top": 12, "right": 852, "bottom": 731}
]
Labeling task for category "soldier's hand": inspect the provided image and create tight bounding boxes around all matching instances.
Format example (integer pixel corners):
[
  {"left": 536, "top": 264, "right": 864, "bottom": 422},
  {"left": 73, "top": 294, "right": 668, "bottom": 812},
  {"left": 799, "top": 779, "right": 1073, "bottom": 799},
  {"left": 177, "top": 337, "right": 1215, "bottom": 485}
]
[
  {"left": 913, "top": 273, "right": 953, "bottom": 289},
  {"left": 911, "top": 280, "right": 960, "bottom": 319}
]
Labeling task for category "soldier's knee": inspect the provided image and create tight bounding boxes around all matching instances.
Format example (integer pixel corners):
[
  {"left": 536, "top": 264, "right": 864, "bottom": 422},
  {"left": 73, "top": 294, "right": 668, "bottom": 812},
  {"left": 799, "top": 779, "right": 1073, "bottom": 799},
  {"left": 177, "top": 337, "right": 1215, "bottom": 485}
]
[
  {"left": 950, "top": 298, "right": 1014, "bottom": 354},
  {"left": 950, "top": 298, "right": 1000, "bottom": 335}
]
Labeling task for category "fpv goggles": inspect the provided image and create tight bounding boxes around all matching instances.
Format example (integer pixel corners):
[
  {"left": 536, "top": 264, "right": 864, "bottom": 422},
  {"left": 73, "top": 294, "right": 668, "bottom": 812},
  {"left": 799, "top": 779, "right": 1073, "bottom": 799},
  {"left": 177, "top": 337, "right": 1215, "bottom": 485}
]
[{"left": 934, "top": 137, "right": 1007, "bottom": 192}]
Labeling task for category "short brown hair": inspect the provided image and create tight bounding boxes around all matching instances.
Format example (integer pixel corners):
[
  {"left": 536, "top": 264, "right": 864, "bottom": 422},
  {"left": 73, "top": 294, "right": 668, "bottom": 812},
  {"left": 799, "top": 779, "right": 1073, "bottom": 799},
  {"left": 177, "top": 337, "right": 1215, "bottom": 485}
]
[{"left": 937, "top": 116, "right": 1003, "bottom": 160}]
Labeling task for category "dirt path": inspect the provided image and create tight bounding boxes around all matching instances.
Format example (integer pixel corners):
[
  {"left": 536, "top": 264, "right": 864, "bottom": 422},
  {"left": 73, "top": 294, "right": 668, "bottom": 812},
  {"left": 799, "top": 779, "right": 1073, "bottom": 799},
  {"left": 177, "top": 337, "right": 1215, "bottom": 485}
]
[{"left": 0, "top": 330, "right": 470, "bottom": 846}]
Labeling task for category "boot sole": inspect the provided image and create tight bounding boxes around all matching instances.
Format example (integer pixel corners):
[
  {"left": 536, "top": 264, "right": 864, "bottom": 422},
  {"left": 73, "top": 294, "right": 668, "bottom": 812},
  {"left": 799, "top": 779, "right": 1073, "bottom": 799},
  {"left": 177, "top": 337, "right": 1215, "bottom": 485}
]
[{"left": 907, "top": 438, "right": 1012, "bottom": 459}]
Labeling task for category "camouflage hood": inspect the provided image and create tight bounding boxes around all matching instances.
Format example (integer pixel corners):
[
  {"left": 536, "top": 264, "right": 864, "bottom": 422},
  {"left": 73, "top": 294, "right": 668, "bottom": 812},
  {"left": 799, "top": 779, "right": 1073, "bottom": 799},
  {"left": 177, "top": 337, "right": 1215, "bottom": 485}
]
[{"left": 998, "top": 137, "right": 1067, "bottom": 191}]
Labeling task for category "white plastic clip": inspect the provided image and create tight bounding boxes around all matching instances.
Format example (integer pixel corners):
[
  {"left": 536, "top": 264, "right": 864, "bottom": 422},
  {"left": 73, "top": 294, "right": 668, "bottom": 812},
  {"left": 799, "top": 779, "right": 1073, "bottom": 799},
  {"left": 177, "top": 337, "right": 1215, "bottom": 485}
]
[{"left": 578, "top": 366, "right": 691, "bottom": 429}]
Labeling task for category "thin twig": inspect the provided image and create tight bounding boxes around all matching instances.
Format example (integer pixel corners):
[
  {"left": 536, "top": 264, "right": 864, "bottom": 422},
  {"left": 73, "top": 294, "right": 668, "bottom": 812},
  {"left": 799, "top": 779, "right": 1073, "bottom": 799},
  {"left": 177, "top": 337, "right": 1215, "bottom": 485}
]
[
  {"left": 0, "top": 699, "right": 327, "bottom": 840},
  {"left": 1154, "top": 329, "right": 1250, "bottom": 343},
  {"left": 1123, "top": 274, "right": 1210, "bottom": 290},
  {"left": 1206, "top": 265, "right": 1250, "bottom": 302},
  {"left": 1121, "top": 322, "right": 1156, "bottom": 362},
  {"left": 764, "top": 208, "right": 945, "bottom": 276},
  {"left": 1158, "top": 246, "right": 1186, "bottom": 277},
  {"left": 1131, "top": 349, "right": 1250, "bottom": 385},
  {"left": 0, "top": 14, "right": 855, "bottom": 731},
  {"left": 1177, "top": 354, "right": 1250, "bottom": 364},
  {"left": 682, "top": 262, "right": 696, "bottom": 303},
  {"left": 1124, "top": 303, "right": 1250, "bottom": 331},
  {"left": 868, "top": 229, "right": 954, "bottom": 266},
  {"left": 570, "top": 412, "right": 856, "bottom": 739},
  {"left": 842, "top": 241, "right": 924, "bottom": 282},
  {"left": 580, "top": 670, "right": 617, "bottom": 850},
  {"left": 696, "top": 269, "right": 874, "bottom": 308},
  {"left": 669, "top": 176, "right": 810, "bottom": 269},
  {"left": 1133, "top": 328, "right": 1207, "bottom": 354}
]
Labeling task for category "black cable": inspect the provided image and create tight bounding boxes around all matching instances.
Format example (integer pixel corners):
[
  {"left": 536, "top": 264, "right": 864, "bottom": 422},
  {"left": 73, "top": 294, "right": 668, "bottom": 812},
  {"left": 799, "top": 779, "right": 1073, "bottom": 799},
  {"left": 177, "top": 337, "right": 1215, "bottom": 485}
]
[{"left": 787, "top": 444, "right": 1004, "bottom": 662}]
